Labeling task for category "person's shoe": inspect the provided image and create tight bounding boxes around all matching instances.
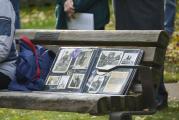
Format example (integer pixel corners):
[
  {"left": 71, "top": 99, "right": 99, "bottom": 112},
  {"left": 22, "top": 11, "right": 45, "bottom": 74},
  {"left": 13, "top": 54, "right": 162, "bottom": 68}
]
[{"left": 156, "top": 93, "right": 168, "bottom": 110}]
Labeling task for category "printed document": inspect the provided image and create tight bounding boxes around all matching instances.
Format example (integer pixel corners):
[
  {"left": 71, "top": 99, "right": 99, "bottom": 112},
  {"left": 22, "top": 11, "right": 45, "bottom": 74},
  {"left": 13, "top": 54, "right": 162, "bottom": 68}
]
[{"left": 67, "top": 13, "right": 94, "bottom": 30}]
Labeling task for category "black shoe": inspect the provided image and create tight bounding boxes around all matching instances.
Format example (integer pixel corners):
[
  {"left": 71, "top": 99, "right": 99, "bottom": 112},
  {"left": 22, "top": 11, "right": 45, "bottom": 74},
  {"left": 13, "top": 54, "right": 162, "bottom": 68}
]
[{"left": 156, "top": 93, "right": 168, "bottom": 110}]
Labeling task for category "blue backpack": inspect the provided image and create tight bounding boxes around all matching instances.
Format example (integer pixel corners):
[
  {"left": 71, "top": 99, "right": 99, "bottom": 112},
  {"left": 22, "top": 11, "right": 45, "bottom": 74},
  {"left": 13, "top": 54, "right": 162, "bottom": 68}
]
[{"left": 8, "top": 36, "right": 55, "bottom": 91}]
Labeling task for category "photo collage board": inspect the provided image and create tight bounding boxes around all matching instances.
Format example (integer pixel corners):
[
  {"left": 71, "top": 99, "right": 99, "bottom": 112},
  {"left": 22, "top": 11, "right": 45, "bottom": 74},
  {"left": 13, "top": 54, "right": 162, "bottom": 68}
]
[
  {"left": 45, "top": 47, "right": 99, "bottom": 92},
  {"left": 45, "top": 47, "right": 144, "bottom": 95},
  {"left": 84, "top": 48, "right": 144, "bottom": 95}
]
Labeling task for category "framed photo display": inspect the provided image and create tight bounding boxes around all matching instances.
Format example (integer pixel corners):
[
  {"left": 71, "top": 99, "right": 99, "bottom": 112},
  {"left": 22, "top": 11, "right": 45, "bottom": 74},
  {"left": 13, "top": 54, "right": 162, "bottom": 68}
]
[
  {"left": 45, "top": 47, "right": 143, "bottom": 95},
  {"left": 96, "top": 50, "right": 124, "bottom": 70},
  {"left": 84, "top": 48, "right": 144, "bottom": 95},
  {"left": 120, "top": 49, "right": 143, "bottom": 65},
  {"left": 45, "top": 47, "right": 99, "bottom": 92},
  {"left": 52, "top": 49, "right": 74, "bottom": 73}
]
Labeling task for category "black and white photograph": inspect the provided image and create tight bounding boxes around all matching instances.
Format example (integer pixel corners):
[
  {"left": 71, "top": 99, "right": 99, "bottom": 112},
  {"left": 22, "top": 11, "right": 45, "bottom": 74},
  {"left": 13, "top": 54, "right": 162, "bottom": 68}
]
[
  {"left": 73, "top": 49, "right": 93, "bottom": 69},
  {"left": 103, "top": 71, "right": 129, "bottom": 94},
  {"left": 57, "top": 76, "right": 70, "bottom": 89},
  {"left": 96, "top": 51, "right": 124, "bottom": 69},
  {"left": 52, "top": 49, "right": 74, "bottom": 73},
  {"left": 120, "top": 52, "right": 139, "bottom": 65},
  {"left": 88, "top": 75, "right": 105, "bottom": 93},
  {"left": 46, "top": 76, "right": 61, "bottom": 85},
  {"left": 68, "top": 74, "right": 85, "bottom": 89}
]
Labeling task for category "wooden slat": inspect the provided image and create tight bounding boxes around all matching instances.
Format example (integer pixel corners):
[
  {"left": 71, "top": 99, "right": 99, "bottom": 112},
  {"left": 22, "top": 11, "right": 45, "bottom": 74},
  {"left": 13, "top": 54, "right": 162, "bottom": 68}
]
[
  {"left": 0, "top": 91, "right": 142, "bottom": 114},
  {"left": 15, "top": 30, "right": 169, "bottom": 48},
  {"left": 44, "top": 45, "right": 166, "bottom": 65}
]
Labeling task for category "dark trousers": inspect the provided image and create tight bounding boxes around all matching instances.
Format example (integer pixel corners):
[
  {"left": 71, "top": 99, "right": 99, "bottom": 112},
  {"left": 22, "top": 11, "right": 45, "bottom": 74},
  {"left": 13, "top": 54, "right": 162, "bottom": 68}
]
[{"left": 0, "top": 72, "right": 11, "bottom": 89}]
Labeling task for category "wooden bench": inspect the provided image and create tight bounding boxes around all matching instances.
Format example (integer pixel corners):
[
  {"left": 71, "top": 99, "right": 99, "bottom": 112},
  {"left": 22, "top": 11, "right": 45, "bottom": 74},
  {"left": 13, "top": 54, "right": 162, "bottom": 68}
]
[{"left": 0, "top": 29, "right": 169, "bottom": 120}]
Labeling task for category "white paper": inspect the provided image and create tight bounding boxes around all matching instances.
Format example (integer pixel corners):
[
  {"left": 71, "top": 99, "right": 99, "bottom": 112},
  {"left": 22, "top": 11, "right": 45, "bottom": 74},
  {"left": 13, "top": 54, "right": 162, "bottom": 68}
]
[{"left": 67, "top": 13, "right": 94, "bottom": 30}]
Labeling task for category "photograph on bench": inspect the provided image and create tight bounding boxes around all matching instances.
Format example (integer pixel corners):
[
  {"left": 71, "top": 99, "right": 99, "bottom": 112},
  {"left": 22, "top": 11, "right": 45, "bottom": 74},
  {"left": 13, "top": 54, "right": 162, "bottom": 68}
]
[
  {"left": 45, "top": 47, "right": 98, "bottom": 92},
  {"left": 84, "top": 48, "right": 144, "bottom": 95},
  {"left": 45, "top": 47, "right": 144, "bottom": 95}
]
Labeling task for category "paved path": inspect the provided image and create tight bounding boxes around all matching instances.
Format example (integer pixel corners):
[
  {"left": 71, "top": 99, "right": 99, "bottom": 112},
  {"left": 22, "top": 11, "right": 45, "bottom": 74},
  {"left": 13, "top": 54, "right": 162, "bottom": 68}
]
[{"left": 165, "top": 82, "right": 179, "bottom": 101}]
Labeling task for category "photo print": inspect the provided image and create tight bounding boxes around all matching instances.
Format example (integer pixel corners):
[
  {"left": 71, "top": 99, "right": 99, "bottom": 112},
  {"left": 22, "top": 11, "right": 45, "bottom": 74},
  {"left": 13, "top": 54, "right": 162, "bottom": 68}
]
[
  {"left": 52, "top": 49, "right": 74, "bottom": 73},
  {"left": 46, "top": 76, "right": 61, "bottom": 85},
  {"left": 96, "top": 50, "right": 124, "bottom": 69},
  {"left": 88, "top": 75, "right": 105, "bottom": 93},
  {"left": 57, "top": 76, "right": 70, "bottom": 89},
  {"left": 73, "top": 49, "right": 93, "bottom": 69},
  {"left": 68, "top": 74, "right": 85, "bottom": 89},
  {"left": 103, "top": 71, "right": 129, "bottom": 94},
  {"left": 120, "top": 52, "right": 139, "bottom": 65}
]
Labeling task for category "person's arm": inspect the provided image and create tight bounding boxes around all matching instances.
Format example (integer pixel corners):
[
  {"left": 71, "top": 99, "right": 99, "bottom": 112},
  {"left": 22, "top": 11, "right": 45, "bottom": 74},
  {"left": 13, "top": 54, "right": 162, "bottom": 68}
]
[
  {"left": 0, "top": 0, "right": 15, "bottom": 62},
  {"left": 64, "top": 0, "right": 75, "bottom": 19}
]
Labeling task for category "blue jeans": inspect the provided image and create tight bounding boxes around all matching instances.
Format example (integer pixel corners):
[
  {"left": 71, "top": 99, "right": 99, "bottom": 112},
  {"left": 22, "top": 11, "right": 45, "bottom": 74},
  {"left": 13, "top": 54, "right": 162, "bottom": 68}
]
[
  {"left": 10, "top": 0, "right": 20, "bottom": 29},
  {"left": 164, "top": 0, "right": 176, "bottom": 36}
]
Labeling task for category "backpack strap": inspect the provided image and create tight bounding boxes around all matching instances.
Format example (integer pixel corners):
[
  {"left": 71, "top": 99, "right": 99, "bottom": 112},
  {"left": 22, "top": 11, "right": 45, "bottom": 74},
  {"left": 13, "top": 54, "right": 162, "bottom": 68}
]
[{"left": 20, "top": 35, "right": 41, "bottom": 79}]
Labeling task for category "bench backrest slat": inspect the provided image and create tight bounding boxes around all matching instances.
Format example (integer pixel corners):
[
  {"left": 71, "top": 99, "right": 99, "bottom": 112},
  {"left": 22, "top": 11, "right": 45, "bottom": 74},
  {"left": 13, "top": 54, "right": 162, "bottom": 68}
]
[
  {"left": 15, "top": 30, "right": 169, "bottom": 48},
  {"left": 15, "top": 30, "right": 169, "bottom": 66}
]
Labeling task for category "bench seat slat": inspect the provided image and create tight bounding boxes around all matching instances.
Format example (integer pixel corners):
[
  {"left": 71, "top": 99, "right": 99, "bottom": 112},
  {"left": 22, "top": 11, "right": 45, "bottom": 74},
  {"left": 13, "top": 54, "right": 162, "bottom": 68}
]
[{"left": 0, "top": 91, "right": 142, "bottom": 114}]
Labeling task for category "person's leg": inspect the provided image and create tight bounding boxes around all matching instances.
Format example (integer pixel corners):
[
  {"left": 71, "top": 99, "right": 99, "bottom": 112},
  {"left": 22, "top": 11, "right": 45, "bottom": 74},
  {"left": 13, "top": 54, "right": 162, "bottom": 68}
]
[
  {"left": 164, "top": 0, "right": 176, "bottom": 37},
  {"left": 10, "top": 0, "right": 21, "bottom": 29},
  {"left": 157, "top": 66, "right": 168, "bottom": 109},
  {"left": 0, "top": 73, "right": 11, "bottom": 89},
  {"left": 155, "top": 0, "right": 176, "bottom": 109}
]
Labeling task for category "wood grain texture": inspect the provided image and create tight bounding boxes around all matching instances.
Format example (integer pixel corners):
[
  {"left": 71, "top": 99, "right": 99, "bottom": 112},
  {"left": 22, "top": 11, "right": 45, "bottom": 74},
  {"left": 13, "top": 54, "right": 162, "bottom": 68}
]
[
  {"left": 0, "top": 91, "right": 142, "bottom": 114},
  {"left": 15, "top": 30, "right": 169, "bottom": 48}
]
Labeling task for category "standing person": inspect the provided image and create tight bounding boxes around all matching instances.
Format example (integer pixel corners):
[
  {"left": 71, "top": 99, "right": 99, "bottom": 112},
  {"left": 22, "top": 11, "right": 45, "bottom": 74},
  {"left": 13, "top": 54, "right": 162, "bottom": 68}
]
[
  {"left": 156, "top": 0, "right": 176, "bottom": 109},
  {"left": 0, "top": 0, "right": 17, "bottom": 89},
  {"left": 113, "top": 0, "right": 168, "bottom": 109},
  {"left": 10, "top": 0, "right": 21, "bottom": 29},
  {"left": 56, "top": 0, "right": 110, "bottom": 30},
  {"left": 164, "top": 0, "right": 176, "bottom": 37}
]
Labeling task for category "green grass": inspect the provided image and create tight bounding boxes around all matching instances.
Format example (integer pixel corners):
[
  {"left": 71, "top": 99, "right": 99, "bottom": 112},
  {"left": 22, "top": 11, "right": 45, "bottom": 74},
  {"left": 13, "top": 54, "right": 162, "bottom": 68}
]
[
  {"left": 0, "top": 101, "right": 179, "bottom": 120},
  {"left": 164, "top": 70, "right": 179, "bottom": 83},
  {"left": 0, "top": 109, "right": 107, "bottom": 120},
  {"left": 134, "top": 101, "right": 179, "bottom": 120},
  {"left": 20, "top": 6, "right": 55, "bottom": 29}
]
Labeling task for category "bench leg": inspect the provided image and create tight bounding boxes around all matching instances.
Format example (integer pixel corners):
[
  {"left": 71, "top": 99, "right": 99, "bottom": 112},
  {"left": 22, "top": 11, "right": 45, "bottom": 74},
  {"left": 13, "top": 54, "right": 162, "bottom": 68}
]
[{"left": 109, "top": 112, "right": 132, "bottom": 120}]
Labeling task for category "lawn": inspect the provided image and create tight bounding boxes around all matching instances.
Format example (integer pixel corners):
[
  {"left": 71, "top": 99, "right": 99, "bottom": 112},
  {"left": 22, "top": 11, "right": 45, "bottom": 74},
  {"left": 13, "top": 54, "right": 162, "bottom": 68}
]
[
  {"left": 20, "top": 6, "right": 55, "bottom": 29},
  {"left": 0, "top": 101, "right": 179, "bottom": 120}
]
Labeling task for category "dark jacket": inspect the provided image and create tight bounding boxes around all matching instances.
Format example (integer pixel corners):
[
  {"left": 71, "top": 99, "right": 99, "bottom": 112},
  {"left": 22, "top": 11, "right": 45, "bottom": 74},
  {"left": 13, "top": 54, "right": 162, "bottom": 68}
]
[
  {"left": 114, "top": 0, "right": 164, "bottom": 30},
  {"left": 56, "top": 0, "right": 110, "bottom": 30}
]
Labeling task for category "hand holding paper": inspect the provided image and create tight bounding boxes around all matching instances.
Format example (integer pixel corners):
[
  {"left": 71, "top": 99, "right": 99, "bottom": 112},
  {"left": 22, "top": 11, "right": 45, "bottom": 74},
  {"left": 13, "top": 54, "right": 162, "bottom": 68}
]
[{"left": 64, "top": 0, "right": 75, "bottom": 19}]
